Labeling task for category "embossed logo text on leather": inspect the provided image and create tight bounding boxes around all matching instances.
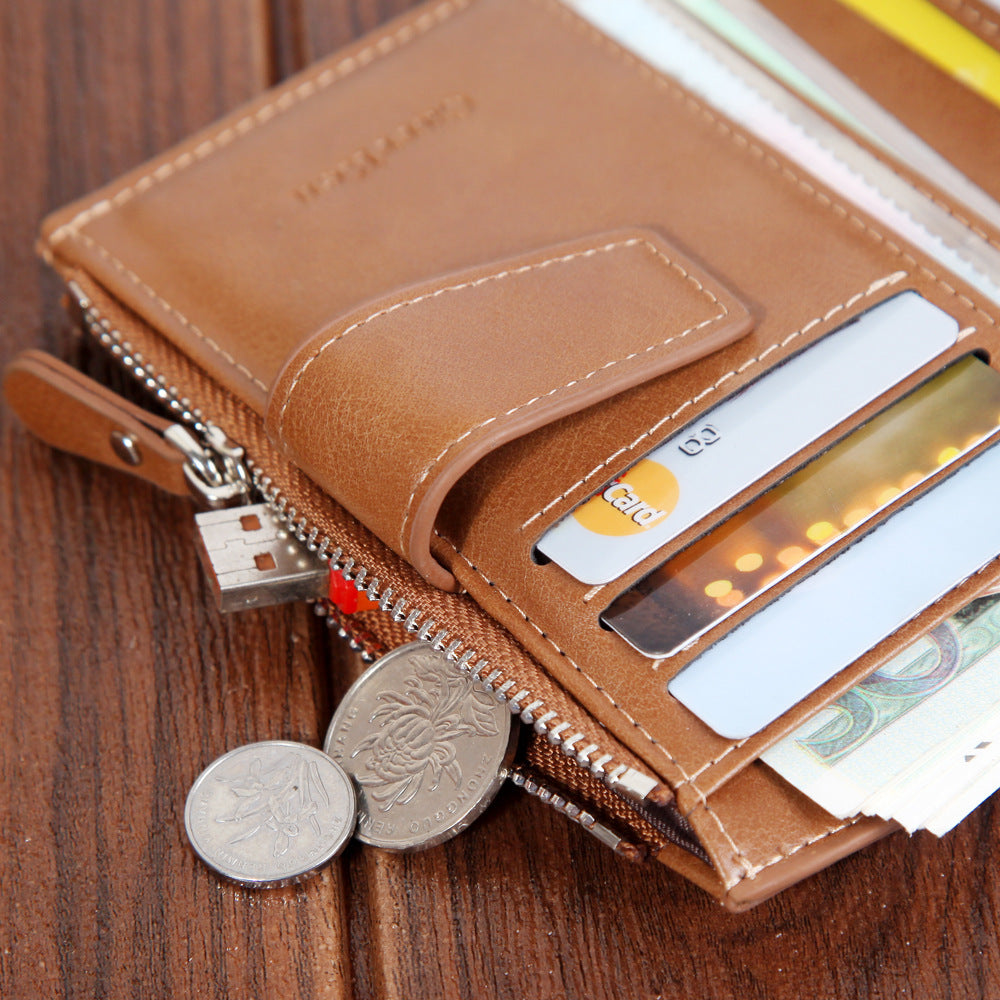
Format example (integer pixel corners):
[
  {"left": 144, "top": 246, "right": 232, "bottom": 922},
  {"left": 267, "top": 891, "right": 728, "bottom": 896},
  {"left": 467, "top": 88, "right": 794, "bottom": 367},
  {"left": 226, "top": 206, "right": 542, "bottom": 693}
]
[{"left": 294, "top": 93, "right": 475, "bottom": 202}]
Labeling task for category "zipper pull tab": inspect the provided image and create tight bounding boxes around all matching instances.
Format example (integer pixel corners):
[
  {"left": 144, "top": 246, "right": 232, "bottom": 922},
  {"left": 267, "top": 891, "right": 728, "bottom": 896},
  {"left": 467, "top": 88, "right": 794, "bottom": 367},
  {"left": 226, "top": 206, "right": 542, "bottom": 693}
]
[
  {"left": 162, "top": 423, "right": 252, "bottom": 508},
  {"left": 4, "top": 350, "right": 250, "bottom": 507}
]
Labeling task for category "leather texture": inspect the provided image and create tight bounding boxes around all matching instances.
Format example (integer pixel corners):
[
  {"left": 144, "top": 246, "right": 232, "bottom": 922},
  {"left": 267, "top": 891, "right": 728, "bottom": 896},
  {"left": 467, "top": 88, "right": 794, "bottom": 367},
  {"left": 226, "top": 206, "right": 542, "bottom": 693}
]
[
  {"left": 30, "top": 0, "right": 1000, "bottom": 906},
  {"left": 758, "top": 0, "right": 1000, "bottom": 213},
  {"left": 3, "top": 351, "right": 189, "bottom": 496},
  {"left": 267, "top": 229, "right": 754, "bottom": 589}
]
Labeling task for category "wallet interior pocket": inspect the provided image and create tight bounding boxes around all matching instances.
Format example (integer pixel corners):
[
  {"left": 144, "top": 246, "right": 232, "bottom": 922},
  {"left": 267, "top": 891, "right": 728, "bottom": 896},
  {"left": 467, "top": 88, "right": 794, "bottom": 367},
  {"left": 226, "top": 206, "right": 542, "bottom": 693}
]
[
  {"left": 32, "top": 0, "right": 1000, "bottom": 907},
  {"left": 433, "top": 284, "right": 1000, "bottom": 840},
  {"left": 756, "top": 0, "right": 1000, "bottom": 215}
]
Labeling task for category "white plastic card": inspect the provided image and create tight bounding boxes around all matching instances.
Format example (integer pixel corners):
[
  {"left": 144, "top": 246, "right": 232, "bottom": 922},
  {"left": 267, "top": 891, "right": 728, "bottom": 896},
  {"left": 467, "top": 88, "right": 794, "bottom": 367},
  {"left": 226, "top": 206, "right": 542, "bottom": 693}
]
[
  {"left": 536, "top": 292, "right": 958, "bottom": 585},
  {"left": 668, "top": 439, "right": 1000, "bottom": 740}
]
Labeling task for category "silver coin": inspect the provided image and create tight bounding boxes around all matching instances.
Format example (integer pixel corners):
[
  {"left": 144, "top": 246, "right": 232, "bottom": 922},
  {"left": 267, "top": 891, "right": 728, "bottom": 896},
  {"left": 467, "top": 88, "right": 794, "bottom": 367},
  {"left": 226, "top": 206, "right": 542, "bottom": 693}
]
[
  {"left": 184, "top": 741, "right": 356, "bottom": 886},
  {"left": 323, "top": 642, "right": 517, "bottom": 850}
]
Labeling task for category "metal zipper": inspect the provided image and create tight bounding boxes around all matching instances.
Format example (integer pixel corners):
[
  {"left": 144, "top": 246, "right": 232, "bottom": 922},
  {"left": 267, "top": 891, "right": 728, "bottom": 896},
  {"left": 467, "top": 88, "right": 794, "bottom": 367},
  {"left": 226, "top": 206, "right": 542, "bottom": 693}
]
[
  {"left": 70, "top": 281, "right": 252, "bottom": 508},
  {"left": 68, "top": 280, "right": 674, "bottom": 826},
  {"left": 508, "top": 768, "right": 638, "bottom": 859}
]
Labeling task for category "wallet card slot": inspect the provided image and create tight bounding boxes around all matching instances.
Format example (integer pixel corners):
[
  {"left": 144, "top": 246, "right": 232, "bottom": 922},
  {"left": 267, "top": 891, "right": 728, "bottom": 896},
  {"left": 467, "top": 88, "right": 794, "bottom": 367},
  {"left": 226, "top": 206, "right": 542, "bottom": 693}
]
[
  {"left": 668, "top": 435, "right": 1000, "bottom": 740},
  {"left": 544, "top": 319, "right": 991, "bottom": 627},
  {"left": 514, "top": 275, "right": 918, "bottom": 566},
  {"left": 601, "top": 350, "right": 1000, "bottom": 661},
  {"left": 441, "top": 300, "right": 1000, "bottom": 809},
  {"left": 632, "top": 363, "right": 1000, "bottom": 797},
  {"left": 756, "top": 0, "right": 1000, "bottom": 212},
  {"left": 685, "top": 561, "right": 1000, "bottom": 804},
  {"left": 267, "top": 228, "right": 754, "bottom": 591},
  {"left": 535, "top": 289, "right": 959, "bottom": 587},
  {"left": 657, "top": 389, "right": 1000, "bottom": 798}
]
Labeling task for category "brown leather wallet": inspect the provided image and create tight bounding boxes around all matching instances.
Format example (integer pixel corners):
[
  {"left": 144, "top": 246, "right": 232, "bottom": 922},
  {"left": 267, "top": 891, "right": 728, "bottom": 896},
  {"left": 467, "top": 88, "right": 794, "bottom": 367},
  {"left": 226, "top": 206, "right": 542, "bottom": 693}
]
[{"left": 9, "top": 0, "right": 1000, "bottom": 910}]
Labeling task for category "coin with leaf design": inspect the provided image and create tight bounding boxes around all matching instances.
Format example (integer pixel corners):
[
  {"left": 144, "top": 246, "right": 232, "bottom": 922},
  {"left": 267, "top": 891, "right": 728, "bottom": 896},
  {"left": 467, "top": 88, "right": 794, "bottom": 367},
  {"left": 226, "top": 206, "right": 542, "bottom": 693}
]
[
  {"left": 323, "top": 643, "right": 517, "bottom": 850},
  {"left": 185, "top": 741, "right": 356, "bottom": 886}
]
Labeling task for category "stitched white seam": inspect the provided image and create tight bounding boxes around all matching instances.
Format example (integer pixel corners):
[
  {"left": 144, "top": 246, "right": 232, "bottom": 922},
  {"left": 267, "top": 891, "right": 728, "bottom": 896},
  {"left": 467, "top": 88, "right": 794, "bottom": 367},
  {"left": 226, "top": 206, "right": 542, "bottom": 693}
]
[
  {"left": 75, "top": 232, "right": 269, "bottom": 391},
  {"left": 532, "top": 3, "right": 1000, "bottom": 322},
  {"left": 392, "top": 241, "right": 729, "bottom": 551},
  {"left": 520, "top": 270, "right": 907, "bottom": 531},
  {"left": 676, "top": 551, "right": 1000, "bottom": 794},
  {"left": 277, "top": 235, "right": 724, "bottom": 437},
  {"left": 683, "top": 771, "right": 853, "bottom": 885},
  {"left": 721, "top": 815, "right": 860, "bottom": 890},
  {"left": 46, "top": 0, "right": 472, "bottom": 243},
  {"left": 939, "top": 0, "right": 999, "bottom": 36},
  {"left": 674, "top": 736, "right": 753, "bottom": 791},
  {"left": 55, "top": 0, "right": 1000, "bottom": 415},
  {"left": 520, "top": 0, "right": 999, "bottom": 868},
  {"left": 907, "top": 176, "right": 1000, "bottom": 254},
  {"left": 269, "top": 236, "right": 726, "bottom": 552},
  {"left": 436, "top": 531, "right": 698, "bottom": 787},
  {"left": 687, "top": 799, "right": 757, "bottom": 881}
]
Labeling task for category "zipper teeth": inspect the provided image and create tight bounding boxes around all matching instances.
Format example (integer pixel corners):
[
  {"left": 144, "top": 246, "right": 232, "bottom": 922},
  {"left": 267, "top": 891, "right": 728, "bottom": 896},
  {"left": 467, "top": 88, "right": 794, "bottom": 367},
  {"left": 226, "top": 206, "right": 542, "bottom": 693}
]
[
  {"left": 314, "top": 602, "right": 380, "bottom": 663},
  {"left": 611, "top": 786, "right": 710, "bottom": 864},
  {"left": 71, "top": 281, "right": 210, "bottom": 436},
  {"left": 508, "top": 768, "right": 639, "bottom": 860},
  {"left": 71, "top": 282, "right": 659, "bottom": 803},
  {"left": 251, "top": 464, "right": 642, "bottom": 791}
]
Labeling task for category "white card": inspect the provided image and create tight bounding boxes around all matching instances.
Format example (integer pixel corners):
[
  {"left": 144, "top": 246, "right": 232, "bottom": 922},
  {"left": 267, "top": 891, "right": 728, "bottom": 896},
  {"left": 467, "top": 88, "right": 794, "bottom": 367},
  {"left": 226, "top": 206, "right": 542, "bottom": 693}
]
[
  {"left": 668, "top": 440, "right": 1000, "bottom": 740},
  {"left": 536, "top": 292, "right": 958, "bottom": 585}
]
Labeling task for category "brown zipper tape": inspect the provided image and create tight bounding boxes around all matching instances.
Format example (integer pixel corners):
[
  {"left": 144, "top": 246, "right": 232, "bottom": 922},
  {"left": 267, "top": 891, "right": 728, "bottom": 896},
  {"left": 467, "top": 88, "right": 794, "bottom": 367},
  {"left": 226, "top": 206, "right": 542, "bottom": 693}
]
[{"left": 58, "top": 268, "right": 688, "bottom": 854}]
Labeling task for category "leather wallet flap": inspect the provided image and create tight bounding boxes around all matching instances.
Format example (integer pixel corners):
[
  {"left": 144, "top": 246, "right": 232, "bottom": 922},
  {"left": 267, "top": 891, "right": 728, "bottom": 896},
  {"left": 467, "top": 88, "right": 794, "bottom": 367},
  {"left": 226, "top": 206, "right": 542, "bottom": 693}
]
[{"left": 266, "top": 229, "right": 754, "bottom": 589}]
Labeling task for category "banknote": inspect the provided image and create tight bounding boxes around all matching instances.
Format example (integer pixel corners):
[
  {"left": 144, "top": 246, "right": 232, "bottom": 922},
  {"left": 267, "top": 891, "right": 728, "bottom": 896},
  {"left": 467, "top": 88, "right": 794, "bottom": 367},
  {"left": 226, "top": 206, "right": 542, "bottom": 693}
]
[
  {"left": 762, "top": 593, "right": 1000, "bottom": 833},
  {"left": 880, "top": 704, "right": 1000, "bottom": 830},
  {"left": 923, "top": 751, "right": 1000, "bottom": 835}
]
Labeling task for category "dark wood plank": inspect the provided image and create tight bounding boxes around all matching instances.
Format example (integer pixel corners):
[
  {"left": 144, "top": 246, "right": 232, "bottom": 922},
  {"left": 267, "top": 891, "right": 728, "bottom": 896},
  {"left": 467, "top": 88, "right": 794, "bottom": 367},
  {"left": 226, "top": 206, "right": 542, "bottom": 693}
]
[
  {"left": 289, "top": 0, "right": 421, "bottom": 65},
  {"left": 4, "top": 1, "right": 1000, "bottom": 999},
  {"left": 0, "top": 3, "right": 353, "bottom": 999}
]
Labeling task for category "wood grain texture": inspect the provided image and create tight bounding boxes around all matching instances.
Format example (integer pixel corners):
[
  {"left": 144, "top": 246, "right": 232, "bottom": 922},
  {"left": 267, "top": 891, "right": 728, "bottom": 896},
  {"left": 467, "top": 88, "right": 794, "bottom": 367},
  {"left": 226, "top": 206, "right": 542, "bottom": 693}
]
[{"left": 3, "top": 1, "right": 1000, "bottom": 998}]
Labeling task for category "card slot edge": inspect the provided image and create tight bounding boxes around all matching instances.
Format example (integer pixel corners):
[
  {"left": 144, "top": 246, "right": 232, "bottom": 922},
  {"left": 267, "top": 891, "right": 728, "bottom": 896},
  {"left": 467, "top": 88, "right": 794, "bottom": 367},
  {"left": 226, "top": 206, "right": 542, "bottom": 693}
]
[
  {"left": 518, "top": 274, "right": 914, "bottom": 552},
  {"left": 522, "top": 305, "right": 984, "bottom": 655},
  {"left": 597, "top": 341, "right": 1000, "bottom": 669},
  {"left": 682, "top": 558, "right": 1000, "bottom": 809},
  {"left": 667, "top": 432, "right": 1000, "bottom": 800}
]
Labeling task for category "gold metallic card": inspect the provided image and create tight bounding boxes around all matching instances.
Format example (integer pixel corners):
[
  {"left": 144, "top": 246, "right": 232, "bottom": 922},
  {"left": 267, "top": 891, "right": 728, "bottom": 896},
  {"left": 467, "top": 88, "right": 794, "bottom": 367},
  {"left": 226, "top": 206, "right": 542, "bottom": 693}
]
[{"left": 603, "top": 355, "right": 1000, "bottom": 659}]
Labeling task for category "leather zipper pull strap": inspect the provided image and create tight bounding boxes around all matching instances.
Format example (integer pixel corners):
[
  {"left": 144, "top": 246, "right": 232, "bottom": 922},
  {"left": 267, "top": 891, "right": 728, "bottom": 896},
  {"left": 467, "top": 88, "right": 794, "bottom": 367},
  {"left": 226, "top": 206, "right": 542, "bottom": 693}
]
[{"left": 3, "top": 349, "right": 190, "bottom": 496}]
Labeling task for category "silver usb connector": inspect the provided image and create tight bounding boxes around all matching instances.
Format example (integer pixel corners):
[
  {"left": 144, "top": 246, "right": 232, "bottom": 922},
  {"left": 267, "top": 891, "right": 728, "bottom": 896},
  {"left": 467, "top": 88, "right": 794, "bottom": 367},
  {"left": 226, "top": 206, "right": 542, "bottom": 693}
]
[{"left": 195, "top": 503, "right": 329, "bottom": 612}]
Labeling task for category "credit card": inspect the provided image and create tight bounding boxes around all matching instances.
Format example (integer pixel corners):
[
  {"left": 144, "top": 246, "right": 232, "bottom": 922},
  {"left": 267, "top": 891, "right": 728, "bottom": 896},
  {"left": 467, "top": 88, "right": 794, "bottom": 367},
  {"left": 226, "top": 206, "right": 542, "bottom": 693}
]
[
  {"left": 604, "top": 355, "right": 1000, "bottom": 658},
  {"left": 667, "top": 438, "right": 1000, "bottom": 740},
  {"left": 536, "top": 291, "right": 958, "bottom": 585}
]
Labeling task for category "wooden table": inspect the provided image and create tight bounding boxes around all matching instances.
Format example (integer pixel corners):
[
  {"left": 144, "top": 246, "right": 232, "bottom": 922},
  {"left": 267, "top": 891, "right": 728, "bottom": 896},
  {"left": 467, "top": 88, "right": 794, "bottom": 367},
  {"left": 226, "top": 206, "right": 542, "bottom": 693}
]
[{"left": 2, "top": 2, "right": 998, "bottom": 997}]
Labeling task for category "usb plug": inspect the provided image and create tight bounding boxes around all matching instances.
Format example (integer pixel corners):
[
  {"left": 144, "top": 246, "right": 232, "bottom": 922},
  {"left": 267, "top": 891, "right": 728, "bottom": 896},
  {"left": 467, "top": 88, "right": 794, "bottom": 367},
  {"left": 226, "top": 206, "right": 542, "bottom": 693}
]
[{"left": 195, "top": 503, "right": 329, "bottom": 612}]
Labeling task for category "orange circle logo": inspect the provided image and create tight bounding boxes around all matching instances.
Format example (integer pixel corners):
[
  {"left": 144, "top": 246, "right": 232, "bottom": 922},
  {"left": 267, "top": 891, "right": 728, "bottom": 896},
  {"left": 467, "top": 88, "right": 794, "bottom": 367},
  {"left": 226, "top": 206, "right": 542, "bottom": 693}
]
[{"left": 573, "top": 459, "right": 680, "bottom": 536}]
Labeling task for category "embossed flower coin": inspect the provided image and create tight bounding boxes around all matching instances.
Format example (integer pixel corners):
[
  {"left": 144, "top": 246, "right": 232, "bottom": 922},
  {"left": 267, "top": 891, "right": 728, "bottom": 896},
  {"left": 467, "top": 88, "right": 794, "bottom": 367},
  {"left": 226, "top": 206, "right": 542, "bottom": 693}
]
[
  {"left": 185, "top": 741, "right": 357, "bottom": 886},
  {"left": 323, "top": 643, "right": 517, "bottom": 850}
]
